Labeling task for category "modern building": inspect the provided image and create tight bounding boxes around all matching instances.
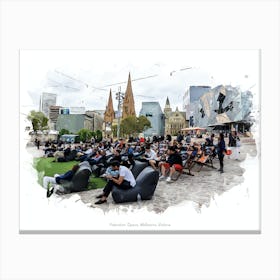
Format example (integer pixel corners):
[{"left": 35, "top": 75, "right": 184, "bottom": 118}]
[
  {"left": 183, "top": 86, "right": 211, "bottom": 125},
  {"left": 59, "top": 107, "right": 86, "bottom": 115},
  {"left": 40, "top": 92, "right": 57, "bottom": 117},
  {"left": 139, "top": 102, "right": 165, "bottom": 137},
  {"left": 86, "top": 110, "right": 103, "bottom": 131},
  {"left": 56, "top": 109, "right": 103, "bottom": 134},
  {"left": 190, "top": 85, "right": 254, "bottom": 132},
  {"left": 48, "top": 105, "right": 62, "bottom": 130},
  {"left": 93, "top": 110, "right": 105, "bottom": 118}
]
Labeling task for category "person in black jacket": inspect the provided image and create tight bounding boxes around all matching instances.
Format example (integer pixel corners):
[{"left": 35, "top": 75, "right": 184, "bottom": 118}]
[
  {"left": 217, "top": 132, "right": 226, "bottom": 173},
  {"left": 159, "top": 146, "right": 183, "bottom": 182}
]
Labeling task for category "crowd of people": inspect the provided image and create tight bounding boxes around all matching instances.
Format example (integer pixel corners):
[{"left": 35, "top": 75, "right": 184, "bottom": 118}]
[{"left": 40, "top": 131, "right": 242, "bottom": 203}]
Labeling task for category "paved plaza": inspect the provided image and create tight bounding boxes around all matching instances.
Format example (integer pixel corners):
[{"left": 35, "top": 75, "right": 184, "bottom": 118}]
[{"left": 28, "top": 137, "right": 257, "bottom": 213}]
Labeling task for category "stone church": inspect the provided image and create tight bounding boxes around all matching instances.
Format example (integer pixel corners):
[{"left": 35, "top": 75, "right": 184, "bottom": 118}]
[
  {"left": 103, "top": 74, "right": 187, "bottom": 138},
  {"left": 164, "top": 97, "right": 187, "bottom": 136},
  {"left": 103, "top": 73, "right": 136, "bottom": 138}
]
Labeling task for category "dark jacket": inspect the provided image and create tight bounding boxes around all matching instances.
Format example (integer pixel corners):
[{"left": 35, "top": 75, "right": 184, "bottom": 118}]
[
  {"left": 167, "top": 153, "right": 183, "bottom": 166},
  {"left": 228, "top": 133, "right": 236, "bottom": 147},
  {"left": 217, "top": 139, "right": 226, "bottom": 155}
]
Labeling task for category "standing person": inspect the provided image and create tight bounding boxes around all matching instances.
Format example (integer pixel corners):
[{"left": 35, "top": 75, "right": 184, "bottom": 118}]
[
  {"left": 35, "top": 138, "right": 40, "bottom": 150},
  {"left": 217, "top": 132, "right": 226, "bottom": 173},
  {"left": 95, "top": 161, "right": 136, "bottom": 204},
  {"left": 232, "top": 131, "right": 241, "bottom": 160},
  {"left": 228, "top": 131, "right": 235, "bottom": 156}
]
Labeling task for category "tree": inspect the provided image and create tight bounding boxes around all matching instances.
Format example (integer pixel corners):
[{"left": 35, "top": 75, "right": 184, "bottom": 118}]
[
  {"left": 121, "top": 116, "right": 151, "bottom": 138},
  {"left": 27, "top": 110, "right": 48, "bottom": 132},
  {"left": 95, "top": 130, "right": 103, "bottom": 142},
  {"left": 59, "top": 128, "right": 70, "bottom": 136},
  {"left": 137, "top": 115, "right": 152, "bottom": 132},
  {"left": 77, "top": 128, "right": 94, "bottom": 142},
  {"left": 112, "top": 125, "right": 117, "bottom": 138}
]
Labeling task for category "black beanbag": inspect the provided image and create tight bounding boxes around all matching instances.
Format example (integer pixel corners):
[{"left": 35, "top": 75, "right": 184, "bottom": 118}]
[
  {"left": 131, "top": 160, "right": 149, "bottom": 178},
  {"left": 111, "top": 166, "right": 159, "bottom": 203},
  {"left": 59, "top": 169, "right": 91, "bottom": 193}
]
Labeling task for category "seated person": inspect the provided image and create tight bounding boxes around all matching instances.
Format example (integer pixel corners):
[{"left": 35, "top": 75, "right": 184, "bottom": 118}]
[
  {"left": 143, "top": 144, "right": 158, "bottom": 170},
  {"left": 109, "top": 149, "right": 122, "bottom": 163},
  {"left": 187, "top": 142, "right": 201, "bottom": 159},
  {"left": 205, "top": 133, "right": 215, "bottom": 146},
  {"left": 87, "top": 150, "right": 103, "bottom": 165},
  {"left": 176, "top": 142, "right": 187, "bottom": 153},
  {"left": 133, "top": 145, "right": 145, "bottom": 159},
  {"left": 91, "top": 150, "right": 109, "bottom": 177},
  {"left": 121, "top": 154, "right": 135, "bottom": 170},
  {"left": 100, "top": 164, "right": 120, "bottom": 178},
  {"left": 43, "top": 164, "right": 80, "bottom": 196},
  {"left": 95, "top": 161, "right": 136, "bottom": 204},
  {"left": 185, "top": 133, "right": 191, "bottom": 144},
  {"left": 44, "top": 143, "right": 57, "bottom": 157},
  {"left": 53, "top": 144, "right": 70, "bottom": 162},
  {"left": 159, "top": 146, "right": 183, "bottom": 182},
  {"left": 125, "top": 143, "right": 134, "bottom": 155},
  {"left": 76, "top": 145, "right": 94, "bottom": 161}
]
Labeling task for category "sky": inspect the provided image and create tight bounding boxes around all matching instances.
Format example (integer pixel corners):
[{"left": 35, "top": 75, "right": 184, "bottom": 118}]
[{"left": 20, "top": 49, "right": 259, "bottom": 117}]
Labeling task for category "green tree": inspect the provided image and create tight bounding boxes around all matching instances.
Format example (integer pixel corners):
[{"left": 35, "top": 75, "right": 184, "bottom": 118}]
[
  {"left": 137, "top": 115, "right": 152, "bottom": 132},
  {"left": 121, "top": 116, "right": 151, "bottom": 138},
  {"left": 27, "top": 110, "right": 48, "bottom": 132},
  {"left": 95, "top": 130, "right": 103, "bottom": 142},
  {"left": 59, "top": 128, "right": 70, "bottom": 136},
  {"left": 112, "top": 125, "right": 117, "bottom": 138},
  {"left": 77, "top": 128, "right": 94, "bottom": 142}
]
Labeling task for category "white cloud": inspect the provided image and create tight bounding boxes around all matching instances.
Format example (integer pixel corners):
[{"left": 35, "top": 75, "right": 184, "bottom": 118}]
[{"left": 20, "top": 50, "right": 259, "bottom": 116}]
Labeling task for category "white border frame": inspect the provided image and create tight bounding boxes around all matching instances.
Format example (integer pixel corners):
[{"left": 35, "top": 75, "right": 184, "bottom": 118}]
[{"left": 1, "top": 0, "right": 280, "bottom": 279}]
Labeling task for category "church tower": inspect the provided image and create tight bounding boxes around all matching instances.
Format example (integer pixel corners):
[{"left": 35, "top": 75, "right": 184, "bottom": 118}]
[
  {"left": 122, "top": 72, "right": 136, "bottom": 119},
  {"left": 104, "top": 89, "right": 115, "bottom": 124},
  {"left": 164, "top": 97, "right": 172, "bottom": 115}
]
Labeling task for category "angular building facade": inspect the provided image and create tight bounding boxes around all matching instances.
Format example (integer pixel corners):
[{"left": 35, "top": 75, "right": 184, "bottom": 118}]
[
  {"left": 184, "top": 86, "right": 212, "bottom": 126},
  {"left": 139, "top": 102, "right": 165, "bottom": 137},
  {"left": 190, "top": 85, "right": 253, "bottom": 132}
]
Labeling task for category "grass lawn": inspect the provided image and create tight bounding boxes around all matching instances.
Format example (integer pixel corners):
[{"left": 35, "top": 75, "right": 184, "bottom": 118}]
[{"left": 33, "top": 157, "right": 106, "bottom": 190}]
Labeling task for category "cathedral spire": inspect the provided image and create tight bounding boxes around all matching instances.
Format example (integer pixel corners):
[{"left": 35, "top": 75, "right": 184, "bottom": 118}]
[
  {"left": 165, "top": 97, "right": 170, "bottom": 107},
  {"left": 104, "top": 89, "right": 115, "bottom": 123},
  {"left": 164, "top": 96, "right": 172, "bottom": 114},
  {"left": 122, "top": 72, "right": 136, "bottom": 118}
]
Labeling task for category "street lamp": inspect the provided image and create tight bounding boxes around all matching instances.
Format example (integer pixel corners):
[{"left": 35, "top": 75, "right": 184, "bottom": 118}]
[{"left": 115, "top": 86, "right": 125, "bottom": 139}]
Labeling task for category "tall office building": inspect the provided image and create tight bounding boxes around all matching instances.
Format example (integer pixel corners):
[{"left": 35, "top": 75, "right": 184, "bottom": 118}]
[
  {"left": 139, "top": 102, "right": 165, "bottom": 137},
  {"left": 40, "top": 92, "right": 57, "bottom": 117}
]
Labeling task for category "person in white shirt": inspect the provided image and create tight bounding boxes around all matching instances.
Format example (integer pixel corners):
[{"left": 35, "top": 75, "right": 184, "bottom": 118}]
[
  {"left": 95, "top": 161, "right": 136, "bottom": 204},
  {"left": 144, "top": 145, "right": 158, "bottom": 170}
]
